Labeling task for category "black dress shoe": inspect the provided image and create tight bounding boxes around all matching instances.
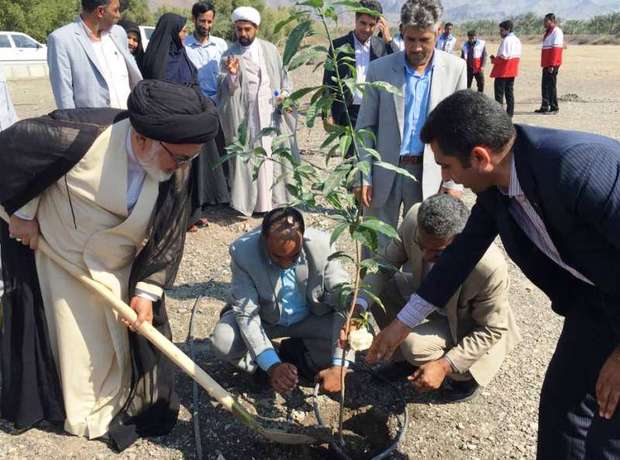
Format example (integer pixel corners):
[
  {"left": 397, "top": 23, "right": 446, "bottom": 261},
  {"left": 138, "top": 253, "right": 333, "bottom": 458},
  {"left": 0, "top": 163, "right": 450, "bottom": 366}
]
[
  {"left": 436, "top": 378, "right": 480, "bottom": 404},
  {"left": 534, "top": 107, "right": 549, "bottom": 113},
  {"left": 547, "top": 108, "right": 559, "bottom": 114}
]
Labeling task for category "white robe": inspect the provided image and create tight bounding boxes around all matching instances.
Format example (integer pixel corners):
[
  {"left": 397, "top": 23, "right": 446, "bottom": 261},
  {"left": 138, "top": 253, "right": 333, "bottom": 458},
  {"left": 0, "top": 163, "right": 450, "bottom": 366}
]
[{"left": 217, "top": 39, "right": 299, "bottom": 216}]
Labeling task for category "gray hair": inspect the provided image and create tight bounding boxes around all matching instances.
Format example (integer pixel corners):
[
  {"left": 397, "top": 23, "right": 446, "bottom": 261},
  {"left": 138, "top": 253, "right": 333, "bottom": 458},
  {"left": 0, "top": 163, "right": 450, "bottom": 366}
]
[
  {"left": 417, "top": 194, "right": 470, "bottom": 239},
  {"left": 400, "top": 0, "right": 444, "bottom": 31}
]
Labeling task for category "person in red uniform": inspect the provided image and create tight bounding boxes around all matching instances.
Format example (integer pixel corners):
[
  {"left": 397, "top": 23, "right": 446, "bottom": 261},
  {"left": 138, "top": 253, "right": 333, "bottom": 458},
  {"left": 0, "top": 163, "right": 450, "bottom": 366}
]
[
  {"left": 461, "top": 30, "right": 486, "bottom": 93},
  {"left": 490, "top": 20, "right": 521, "bottom": 117},
  {"left": 535, "top": 13, "right": 563, "bottom": 114}
]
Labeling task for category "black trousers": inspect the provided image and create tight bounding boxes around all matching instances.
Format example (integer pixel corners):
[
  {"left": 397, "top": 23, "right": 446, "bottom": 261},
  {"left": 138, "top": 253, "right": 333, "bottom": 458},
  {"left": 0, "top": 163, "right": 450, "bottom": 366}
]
[
  {"left": 340, "top": 104, "right": 360, "bottom": 158},
  {"left": 537, "top": 305, "right": 620, "bottom": 459},
  {"left": 494, "top": 77, "right": 515, "bottom": 117},
  {"left": 541, "top": 67, "right": 559, "bottom": 111},
  {"left": 467, "top": 69, "right": 484, "bottom": 93}
]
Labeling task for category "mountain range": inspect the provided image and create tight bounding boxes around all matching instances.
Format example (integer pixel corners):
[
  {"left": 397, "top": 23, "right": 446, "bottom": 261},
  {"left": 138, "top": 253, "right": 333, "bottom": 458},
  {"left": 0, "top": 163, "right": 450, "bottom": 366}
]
[{"left": 149, "top": 0, "right": 620, "bottom": 21}]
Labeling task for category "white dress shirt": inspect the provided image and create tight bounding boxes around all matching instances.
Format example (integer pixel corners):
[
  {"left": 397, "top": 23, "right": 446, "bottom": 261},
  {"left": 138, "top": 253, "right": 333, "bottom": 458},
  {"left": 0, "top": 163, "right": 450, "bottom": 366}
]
[
  {"left": 87, "top": 25, "right": 131, "bottom": 109},
  {"left": 353, "top": 34, "right": 371, "bottom": 105}
]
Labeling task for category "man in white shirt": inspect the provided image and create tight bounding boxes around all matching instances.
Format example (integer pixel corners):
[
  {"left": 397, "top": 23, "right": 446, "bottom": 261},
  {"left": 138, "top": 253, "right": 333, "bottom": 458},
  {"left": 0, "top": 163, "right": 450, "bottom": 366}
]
[
  {"left": 47, "top": 0, "right": 141, "bottom": 109},
  {"left": 321, "top": 0, "right": 392, "bottom": 137},
  {"left": 435, "top": 22, "right": 456, "bottom": 53}
]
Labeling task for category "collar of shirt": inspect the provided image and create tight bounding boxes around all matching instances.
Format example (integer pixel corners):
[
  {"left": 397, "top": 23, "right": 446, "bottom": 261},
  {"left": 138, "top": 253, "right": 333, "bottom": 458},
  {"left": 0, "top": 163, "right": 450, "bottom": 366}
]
[
  {"left": 80, "top": 18, "right": 108, "bottom": 42},
  {"left": 353, "top": 33, "right": 371, "bottom": 51},
  {"left": 185, "top": 33, "right": 218, "bottom": 49},
  {"left": 499, "top": 154, "right": 523, "bottom": 198}
]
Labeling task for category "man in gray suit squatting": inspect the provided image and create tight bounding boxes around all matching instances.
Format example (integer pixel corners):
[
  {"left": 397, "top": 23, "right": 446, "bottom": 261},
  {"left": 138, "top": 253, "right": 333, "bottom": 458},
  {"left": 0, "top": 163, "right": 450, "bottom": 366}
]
[
  {"left": 47, "top": 0, "right": 142, "bottom": 109},
  {"left": 210, "top": 208, "right": 352, "bottom": 394},
  {"left": 354, "top": 0, "right": 466, "bottom": 256}
]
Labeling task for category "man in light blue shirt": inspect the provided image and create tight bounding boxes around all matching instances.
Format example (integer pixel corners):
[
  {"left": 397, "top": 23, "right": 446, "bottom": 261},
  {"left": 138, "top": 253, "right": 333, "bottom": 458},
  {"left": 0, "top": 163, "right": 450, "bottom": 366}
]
[
  {"left": 185, "top": 1, "right": 228, "bottom": 103},
  {"left": 354, "top": 0, "right": 467, "bottom": 260},
  {"left": 400, "top": 55, "right": 433, "bottom": 157},
  {"left": 184, "top": 2, "right": 231, "bottom": 228},
  {"left": 210, "top": 207, "right": 352, "bottom": 395}
]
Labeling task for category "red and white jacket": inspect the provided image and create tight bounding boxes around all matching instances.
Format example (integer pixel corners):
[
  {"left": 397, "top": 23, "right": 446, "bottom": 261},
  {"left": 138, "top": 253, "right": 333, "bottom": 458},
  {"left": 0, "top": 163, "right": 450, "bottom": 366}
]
[
  {"left": 541, "top": 26, "right": 564, "bottom": 67},
  {"left": 461, "top": 39, "right": 486, "bottom": 73},
  {"left": 490, "top": 33, "right": 522, "bottom": 78}
]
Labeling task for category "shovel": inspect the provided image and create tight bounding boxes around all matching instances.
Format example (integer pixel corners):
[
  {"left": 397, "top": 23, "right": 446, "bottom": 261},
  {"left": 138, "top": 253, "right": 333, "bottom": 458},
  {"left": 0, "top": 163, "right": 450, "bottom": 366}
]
[{"left": 0, "top": 209, "right": 317, "bottom": 445}]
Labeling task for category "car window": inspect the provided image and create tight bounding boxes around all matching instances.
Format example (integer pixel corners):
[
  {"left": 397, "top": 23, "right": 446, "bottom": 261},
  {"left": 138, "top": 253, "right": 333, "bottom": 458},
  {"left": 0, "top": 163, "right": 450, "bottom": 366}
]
[
  {"left": 145, "top": 27, "right": 154, "bottom": 40},
  {"left": 11, "top": 34, "right": 38, "bottom": 49},
  {"left": 0, "top": 35, "right": 11, "bottom": 48}
]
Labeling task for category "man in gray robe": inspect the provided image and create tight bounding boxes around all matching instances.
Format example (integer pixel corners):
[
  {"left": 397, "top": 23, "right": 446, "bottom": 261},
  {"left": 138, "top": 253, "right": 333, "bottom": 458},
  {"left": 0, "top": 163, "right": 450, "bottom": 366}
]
[{"left": 217, "top": 6, "right": 298, "bottom": 216}]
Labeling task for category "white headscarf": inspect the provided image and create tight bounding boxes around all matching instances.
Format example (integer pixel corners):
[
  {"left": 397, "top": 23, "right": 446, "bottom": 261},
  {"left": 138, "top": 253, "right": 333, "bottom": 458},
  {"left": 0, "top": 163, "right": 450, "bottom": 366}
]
[{"left": 231, "top": 6, "right": 261, "bottom": 27}]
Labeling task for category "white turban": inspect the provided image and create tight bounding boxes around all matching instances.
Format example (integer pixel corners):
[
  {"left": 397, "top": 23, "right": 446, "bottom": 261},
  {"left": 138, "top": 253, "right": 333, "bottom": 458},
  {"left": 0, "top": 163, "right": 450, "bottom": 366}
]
[{"left": 231, "top": 6, "right": 261, "bottom": 27}]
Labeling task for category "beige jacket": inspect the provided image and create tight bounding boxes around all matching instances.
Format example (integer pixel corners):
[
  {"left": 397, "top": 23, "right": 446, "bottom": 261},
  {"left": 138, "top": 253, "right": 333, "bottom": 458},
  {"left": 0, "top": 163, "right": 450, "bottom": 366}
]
[{"left": 363, "top": 204, "right": 521, "bottom": 386}]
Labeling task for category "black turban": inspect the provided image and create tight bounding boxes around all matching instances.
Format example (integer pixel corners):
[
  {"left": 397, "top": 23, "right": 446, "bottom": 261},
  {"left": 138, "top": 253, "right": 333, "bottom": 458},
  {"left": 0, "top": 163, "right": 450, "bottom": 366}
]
[{"left": 127, "top": 79, "right": 219, "bottom": 144}]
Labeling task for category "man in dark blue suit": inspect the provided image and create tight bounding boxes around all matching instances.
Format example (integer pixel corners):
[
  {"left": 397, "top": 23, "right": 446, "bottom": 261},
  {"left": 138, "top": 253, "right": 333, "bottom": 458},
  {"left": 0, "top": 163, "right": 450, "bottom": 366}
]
[
  {"left": 321, "top": 0, "right": 393, "bottom": 134},
  {"left": 367, "top": 90, "right": 620, "bottom": 459}
]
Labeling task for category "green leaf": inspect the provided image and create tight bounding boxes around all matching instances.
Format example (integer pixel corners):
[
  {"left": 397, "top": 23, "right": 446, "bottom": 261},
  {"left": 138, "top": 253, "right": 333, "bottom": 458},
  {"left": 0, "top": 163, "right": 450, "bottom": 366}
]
[
  {"left": 282, "top": 20, "right": 313, "bottom": 67},
  {"left": 362, "top": 81, "right": 403, "bottom": 97},
  {"left": 351, "top": 226, "right": 378, "bottom": 251},
  {"left": 358, "top": 217, "right": 400, "bottom": 240},
  {"left": 298, "top": 0, "right": 323, "bottom": 7},
  {"left": 257, "top": 127, "right": 278, "bottom": 139},
  {"left": 273, "top": 11, "right": 303, "bottom": 35},
  {"left": 333, "top": 0, "right": 382, "bottom": 16},
  {"left": 360, "top": 258, "right": 380, "bottom": 274},
  {"left": 320, "top": 128, "right": 344, "bottom": 150},
  {"left": 338, "top": 132, "right": 352, "bottom": 157},
  {"left": 288, "top": 46, "right": 324, "bottom": 71},
  {"left": 288, "top": 85, "right": 321, "bottom": 101},
  {"left": 359, "top": 287, "right": 387, "bottom": 313},
  {"left": 375, "top": 160, "right": 419, "bottom": 182},
  {"left": 236, "top": 120, "right": 248, "bottom": 146},
  {"left": 328, "top": 251, "right": 355, "bottom": 263},
  {"left": 322, "top": 166, "right": 349, "bottom": 195},
  {"left": 330, "top": 223, "right": 349, "bottom": 246}
]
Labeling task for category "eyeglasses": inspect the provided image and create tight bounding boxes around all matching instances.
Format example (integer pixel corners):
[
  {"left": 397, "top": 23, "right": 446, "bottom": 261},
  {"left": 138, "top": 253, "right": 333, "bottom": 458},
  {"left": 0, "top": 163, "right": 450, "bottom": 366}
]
[{"left": 159, "top": 142, "right": 200, "bottom": 166}]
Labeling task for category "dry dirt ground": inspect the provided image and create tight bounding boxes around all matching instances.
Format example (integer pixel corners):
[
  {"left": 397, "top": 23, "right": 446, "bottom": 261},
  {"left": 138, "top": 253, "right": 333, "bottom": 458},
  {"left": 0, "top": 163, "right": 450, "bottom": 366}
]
[{"left": 1, "top": 43, "right": 619, "bottom": 459}]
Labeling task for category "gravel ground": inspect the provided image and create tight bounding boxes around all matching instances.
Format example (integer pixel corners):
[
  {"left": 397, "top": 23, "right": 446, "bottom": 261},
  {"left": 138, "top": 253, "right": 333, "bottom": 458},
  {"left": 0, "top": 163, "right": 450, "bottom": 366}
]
[{"left": 1, "top": 43, "right": 619, "bottom": 459}]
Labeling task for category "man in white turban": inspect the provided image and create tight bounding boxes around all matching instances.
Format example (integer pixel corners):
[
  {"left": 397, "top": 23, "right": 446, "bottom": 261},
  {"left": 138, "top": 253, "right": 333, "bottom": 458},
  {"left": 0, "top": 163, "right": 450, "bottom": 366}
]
[{"left": 217, "top": 6, "right": 298, "bottom": 216}]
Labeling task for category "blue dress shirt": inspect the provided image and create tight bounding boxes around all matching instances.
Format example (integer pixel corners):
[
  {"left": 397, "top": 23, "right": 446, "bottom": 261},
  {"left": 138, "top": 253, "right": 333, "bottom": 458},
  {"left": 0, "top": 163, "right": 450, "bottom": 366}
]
[
  {"left": 400, "top": 54, "right": 434, "bottom": 156},
  {"left": 255, "top": 264, "right": 310, "bottom": 371},
  {"left": 185, "top": 34, "right": 228, "bottom": 102}
]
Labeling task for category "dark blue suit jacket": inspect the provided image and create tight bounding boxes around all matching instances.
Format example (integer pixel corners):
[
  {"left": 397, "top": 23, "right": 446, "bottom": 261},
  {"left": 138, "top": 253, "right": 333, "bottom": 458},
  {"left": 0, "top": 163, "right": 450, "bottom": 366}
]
[
  {"left": 322, "top": 31, "right": 392, "bottom": 126},
  {"left": 418, "top": 124, "right": 620, "bottom": 337}
]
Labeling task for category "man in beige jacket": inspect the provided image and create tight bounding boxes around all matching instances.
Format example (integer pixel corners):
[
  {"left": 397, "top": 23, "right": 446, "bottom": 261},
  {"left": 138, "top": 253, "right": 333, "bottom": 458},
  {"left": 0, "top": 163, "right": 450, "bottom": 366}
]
[{"left": 321, "top": 194, "right": 520, "bottom": 402}]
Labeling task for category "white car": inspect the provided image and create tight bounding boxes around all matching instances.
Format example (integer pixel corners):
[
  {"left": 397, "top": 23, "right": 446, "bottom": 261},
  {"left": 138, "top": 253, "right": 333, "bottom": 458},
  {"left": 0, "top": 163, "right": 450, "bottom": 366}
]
[
  {"left": 139, "top": 26, "right": 155, "bottom": 50},
  {"left": 0, "top": 32, "right": 46, "bottom": 63}
]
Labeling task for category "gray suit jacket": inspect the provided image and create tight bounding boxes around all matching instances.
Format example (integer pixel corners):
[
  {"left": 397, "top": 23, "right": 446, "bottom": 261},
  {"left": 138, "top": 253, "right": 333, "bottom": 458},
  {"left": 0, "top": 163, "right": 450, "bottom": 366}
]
[
  {"left": 228, "top": 227, "right": 349, "bottom": 358},
  {"left": 364, "top": 204, "right": 521, "bottom": 386},
  {"left": 47, "top": 19, "right": 142, "bottom": 109},
  {"left": 356, "top": 50, "right": 467, "bottom": 208}
]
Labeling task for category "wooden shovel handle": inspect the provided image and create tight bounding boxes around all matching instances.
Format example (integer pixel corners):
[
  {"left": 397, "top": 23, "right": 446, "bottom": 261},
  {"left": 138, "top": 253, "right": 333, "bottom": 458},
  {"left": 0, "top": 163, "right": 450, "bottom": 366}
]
[{"left": 0, "top": 208, "right": 239, "bottom": 414}]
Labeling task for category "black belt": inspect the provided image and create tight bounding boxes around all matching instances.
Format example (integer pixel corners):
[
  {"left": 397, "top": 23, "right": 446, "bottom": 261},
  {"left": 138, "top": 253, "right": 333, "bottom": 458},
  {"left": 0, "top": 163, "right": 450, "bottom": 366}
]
[{"left": 399, "top": 155, "right": 423, "bottom": 165}]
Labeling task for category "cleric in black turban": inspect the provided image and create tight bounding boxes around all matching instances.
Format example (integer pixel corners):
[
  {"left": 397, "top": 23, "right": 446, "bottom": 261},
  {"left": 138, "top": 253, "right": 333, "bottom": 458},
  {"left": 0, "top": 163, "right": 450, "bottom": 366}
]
[
  {"left": 128, "top": 79, "right": 217, "bottom": 144},
  {"left": 0, "top": 79, "right": 218, "bottom": 451}
]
